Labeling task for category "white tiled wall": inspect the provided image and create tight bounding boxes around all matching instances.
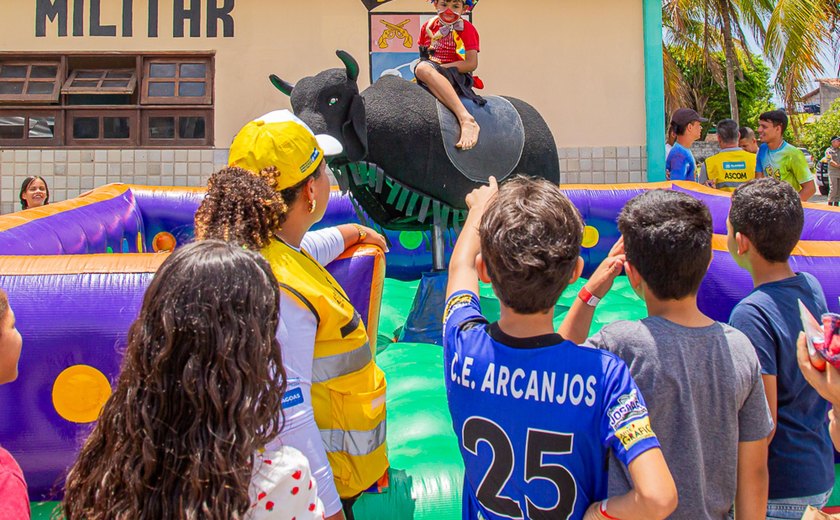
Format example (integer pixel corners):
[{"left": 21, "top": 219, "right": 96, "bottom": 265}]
[
  {"left": 1, "top": 145, "right": 650, "bottom": 215},
  {"left": 558, "top": 146, "right": 648, "bottom": 185},
  {"left": 0, "top": 148, "right": 229, "bottom": 215}
]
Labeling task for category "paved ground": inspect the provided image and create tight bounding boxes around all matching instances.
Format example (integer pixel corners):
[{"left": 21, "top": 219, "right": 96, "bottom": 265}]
[{"left": 811, "top": 194, "right": 829, "bottom": 204}]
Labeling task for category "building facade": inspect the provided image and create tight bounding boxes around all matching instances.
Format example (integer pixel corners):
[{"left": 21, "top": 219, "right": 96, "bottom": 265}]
[
  {"left": 0, "top": 0, "right": 664, "bottom": 214},
  {"left": 801, "top": 78, "right": 840, "bottom": 116}
]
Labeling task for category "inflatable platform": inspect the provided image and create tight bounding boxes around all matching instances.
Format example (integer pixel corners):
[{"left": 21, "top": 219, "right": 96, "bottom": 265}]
[{"left": 1, "top": 181, "right": 839, "bottom": 519}]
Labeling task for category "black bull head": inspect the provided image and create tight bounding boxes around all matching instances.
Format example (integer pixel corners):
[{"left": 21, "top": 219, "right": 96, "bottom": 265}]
[
  {"left": 270, "top": 51, "right": 369, "bottom": 163},
  {"left": 269, "top": 50, "right": 560, "bottom": 231}
]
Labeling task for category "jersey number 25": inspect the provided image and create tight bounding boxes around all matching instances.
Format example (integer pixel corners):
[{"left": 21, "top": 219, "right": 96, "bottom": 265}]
[{"left": 462, "top": 416, "right": 577, "bottom": 520}]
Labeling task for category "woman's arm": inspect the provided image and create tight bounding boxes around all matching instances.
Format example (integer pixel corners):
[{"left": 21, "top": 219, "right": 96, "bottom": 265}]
[{"left": 302, "top": 226, "right": 386, "bottom": 266}]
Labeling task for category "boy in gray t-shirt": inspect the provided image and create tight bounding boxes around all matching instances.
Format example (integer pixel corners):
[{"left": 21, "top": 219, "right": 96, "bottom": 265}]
[{"left": 560, "top": 190, "right": 773, "bottom": 520}]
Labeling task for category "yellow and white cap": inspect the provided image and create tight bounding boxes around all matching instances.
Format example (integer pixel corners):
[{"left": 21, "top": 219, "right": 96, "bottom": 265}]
[{"left": 228, "top": 110, "right": 343, "bottom": 191}]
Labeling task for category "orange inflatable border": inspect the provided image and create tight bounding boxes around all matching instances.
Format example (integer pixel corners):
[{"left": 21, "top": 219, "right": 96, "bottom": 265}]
[
  {"left": 0, "top": 253, "right": 168, "bottom": 275},
  {"left": 0, "top": 184, "right": 132, "bottom": 233},
  {"left": 712, "top": 235, "right": 840, "bottom": 258}
]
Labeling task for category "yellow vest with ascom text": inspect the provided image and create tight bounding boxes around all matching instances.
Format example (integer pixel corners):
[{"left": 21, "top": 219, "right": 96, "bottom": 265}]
[
  {"left": 262, "top": 239, "right": 388, "bottom": 498},
  {"left": 705, "top": 149, "right": 757, "bottom": 192}
]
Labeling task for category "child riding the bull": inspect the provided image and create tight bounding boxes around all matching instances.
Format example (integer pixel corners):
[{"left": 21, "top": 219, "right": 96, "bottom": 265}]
[{"left": 416, "top": 0, "right": 485, "bottom": 151}]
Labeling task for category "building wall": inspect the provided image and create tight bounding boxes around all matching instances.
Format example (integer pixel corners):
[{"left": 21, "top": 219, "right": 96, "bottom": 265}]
[
  {"left": 0, "top": 0, "right": 649, "bottom": 214},
  {"left": 1, "top": 148, "right": 228, "bottom": 214},
  {"left": 820, "top": 84, "right": 840, "bottom": 114}
]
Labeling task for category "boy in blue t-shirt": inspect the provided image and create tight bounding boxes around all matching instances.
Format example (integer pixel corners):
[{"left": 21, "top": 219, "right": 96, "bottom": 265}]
[
  {"left": 727, "top": 178, "right": 833, "bottom": 517},
  {"left": 666, "top": 108, "right": 707, "bottom": 181},
  {"left": 444, "top": 176, "right": 677, "bottom": 520}
]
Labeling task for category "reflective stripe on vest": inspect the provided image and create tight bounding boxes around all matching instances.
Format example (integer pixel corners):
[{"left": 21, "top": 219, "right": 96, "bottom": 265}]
[
  {"left": 312, "top": 341, "right": 373, "bottom": 383},
  {"left": 321, "top": 421, "right": 387, "bottom": 456},
  {"left": 261, "top": 239, "right": 388, "bottom": 495}
]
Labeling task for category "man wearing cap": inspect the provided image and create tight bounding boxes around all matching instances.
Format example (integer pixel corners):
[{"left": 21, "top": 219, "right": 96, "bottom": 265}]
[
  {"left": 666, "top": 108, "right": 707, "bottom": 182},
  {"left": 824, "top": 136, "right": 840, "bottom": 206},
  {"left": 228, "top": 110, "right": 389, "bottom": 520},
  {"left": 755, "top": 109, "right": 816, "bottom": 202}
]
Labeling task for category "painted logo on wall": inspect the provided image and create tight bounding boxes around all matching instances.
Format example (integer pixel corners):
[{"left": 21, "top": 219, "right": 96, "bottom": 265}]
[{"left": 368, "top": 11, "right": 472, "bottom": 83}]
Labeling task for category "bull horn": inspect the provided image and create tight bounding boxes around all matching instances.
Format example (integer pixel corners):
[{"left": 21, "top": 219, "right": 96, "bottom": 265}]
[
  {"left": 336, "top": 50, "right": 359, "bottom": 82},
  {"left": 269, "top": 74, "right": 294, "bottom": 96}
]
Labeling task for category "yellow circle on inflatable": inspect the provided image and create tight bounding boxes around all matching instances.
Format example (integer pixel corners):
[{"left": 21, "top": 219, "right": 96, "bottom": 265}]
[
  {"left": 582, "top": 225, "right": 600, "bottom": 249},
  {"left": 52, "top": 365, "right": 112, "bottom": 424}
]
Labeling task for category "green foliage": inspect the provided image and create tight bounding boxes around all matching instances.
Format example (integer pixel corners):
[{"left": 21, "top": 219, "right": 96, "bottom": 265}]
[
  {"left": 802, "top": 98, "right": 840, "bottom": 159},
  {"left": 707, "top": 61, "right": 775, "bottom": 132},
  {"left": 669, "top": 46, "right": 775, "bottom": 133}
]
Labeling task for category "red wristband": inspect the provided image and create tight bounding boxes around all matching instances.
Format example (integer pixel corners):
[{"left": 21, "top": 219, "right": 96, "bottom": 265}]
[
  {"left": 578, "top": 286, "right": 601, "bottom": 307},
  {"left": 599, "top": 499, "right": 622, "bottom": 520}
]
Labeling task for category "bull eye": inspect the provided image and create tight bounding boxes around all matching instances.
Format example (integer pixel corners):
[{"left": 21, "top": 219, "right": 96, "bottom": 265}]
[{"left": 328, "top": 97, "right": 339, "bottom": 106}]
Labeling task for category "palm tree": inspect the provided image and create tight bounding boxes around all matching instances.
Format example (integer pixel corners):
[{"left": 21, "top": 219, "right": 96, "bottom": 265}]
[
  {"left": 663, "top": 0, "right": 772, "bottom": 125},
  {"left": 663, "top": 0, "right": 839, "bottom": 122},
  {"left": 765, "top": 0, "right": 840, "bottom": 110}
]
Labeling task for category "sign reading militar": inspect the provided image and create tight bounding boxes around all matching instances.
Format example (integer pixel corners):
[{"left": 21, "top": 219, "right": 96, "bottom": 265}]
[{"left": 35, "top": 0, "right": 236, "bottom": 38}]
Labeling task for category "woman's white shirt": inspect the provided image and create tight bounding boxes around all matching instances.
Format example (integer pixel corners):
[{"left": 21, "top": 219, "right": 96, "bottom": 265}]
[{"left": 266, "top": 227, "right": 345, "bottom": 516}]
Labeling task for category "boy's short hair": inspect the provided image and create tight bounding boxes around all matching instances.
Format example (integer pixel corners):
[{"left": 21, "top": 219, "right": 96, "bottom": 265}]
[
  {"left": 730, "top": 178, "right": 803, "bottom": 263},
  {"left": 739, "top": 126, "right": 755, "bottom": 140},
  {"left": 480, "top": 176, "right": 583, "bottom": 314},
  {"left": 618, "top": 190, "right": 712, "bottom": 300},
  {"left": 759, "top": 109, "right": 788, "bottom": 133}
]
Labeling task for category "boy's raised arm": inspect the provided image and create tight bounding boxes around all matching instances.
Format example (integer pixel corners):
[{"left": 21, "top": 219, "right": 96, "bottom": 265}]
[
  {"left": 446, "top": 177, "right": 498, "bottom": 300},
  {"left": 559, "top": 237, "right": 625, "bottom": 344},
  {"left": 585, "top": 449, "right": 677, "bottom": 520}
]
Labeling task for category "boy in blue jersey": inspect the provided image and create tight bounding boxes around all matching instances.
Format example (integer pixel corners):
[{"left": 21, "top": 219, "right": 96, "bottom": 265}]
[
  {"left": 561, "top": 189, "right": 773, "bottom": 520},
  {"left": 666, "top": 108, "right": 707, "bottom": 182},
  {"left": 444, "top": 175, "right": 677, "bottom": 520},
  {"left": 728, "top": 178, "right": 833, "bottom": 518}
]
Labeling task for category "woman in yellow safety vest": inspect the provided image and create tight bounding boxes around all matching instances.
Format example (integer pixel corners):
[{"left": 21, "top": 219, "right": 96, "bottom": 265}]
[{"left": 195, "top": 110, "right": 389, "bottom": 520}]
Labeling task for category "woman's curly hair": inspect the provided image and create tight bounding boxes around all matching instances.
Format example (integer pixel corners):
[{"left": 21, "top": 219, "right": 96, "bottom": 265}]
[
  {"left": 194, "top": 164, "right": 323, "bottom": 250},
  {"left": 194, "top": 167, "right": 287, "bottom": 250},
  {"left": 62, "top": 240, "right": 286, "bottom": 520}
]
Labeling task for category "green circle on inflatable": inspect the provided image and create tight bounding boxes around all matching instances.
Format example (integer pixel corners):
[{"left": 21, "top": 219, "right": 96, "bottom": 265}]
[{"left": 399, "top": 231, "right": 425, "bottom": 251}]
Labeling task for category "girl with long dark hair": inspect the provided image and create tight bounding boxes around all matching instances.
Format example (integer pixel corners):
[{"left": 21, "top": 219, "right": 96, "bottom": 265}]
[
  {"left": 195, "top": 110, "right": 389, "bottom": 520},
  {"left": 62, "top": 240, "right": 324, "bottom": 519}
]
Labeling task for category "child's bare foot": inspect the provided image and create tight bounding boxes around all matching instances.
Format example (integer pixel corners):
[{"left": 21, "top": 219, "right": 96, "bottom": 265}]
[{"left": 456, "top": 117, "right": 480, "bottom": 150}]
